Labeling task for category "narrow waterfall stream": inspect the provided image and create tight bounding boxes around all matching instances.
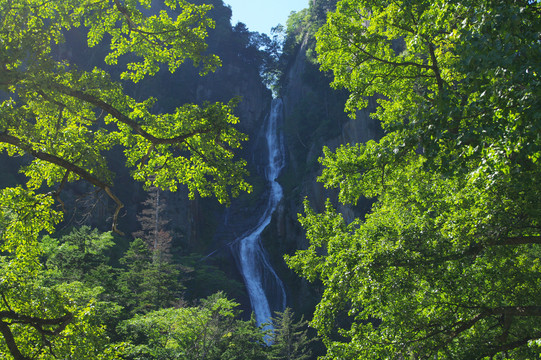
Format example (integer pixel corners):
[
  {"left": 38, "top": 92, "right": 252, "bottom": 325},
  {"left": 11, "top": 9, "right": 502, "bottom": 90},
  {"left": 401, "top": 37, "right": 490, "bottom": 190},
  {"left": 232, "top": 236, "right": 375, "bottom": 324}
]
[{"left": 233, "top": 98, "right": 287, "bottom": 329}]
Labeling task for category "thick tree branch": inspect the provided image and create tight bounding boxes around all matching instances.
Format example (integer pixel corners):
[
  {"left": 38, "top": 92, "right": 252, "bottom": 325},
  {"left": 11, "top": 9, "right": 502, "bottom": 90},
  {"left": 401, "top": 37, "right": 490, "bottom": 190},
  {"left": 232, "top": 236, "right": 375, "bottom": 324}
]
[
  {"left": 433, "top": 306, "right": 541, "bottom": 354},
  {"left": 488, "top": 306, "right": 541, "bottom": 317},
  {"left": 497, "top": 314, "right": 513, "bottom": 343},
  {"left": 53, "top": 85, "right": 215, "bottom": 145},
  {"left": 0, "top": 133, "right": 109, "bottom": 189},
  {"left": 489, "top": 235, "right": 541, "bottom": 246},
  {"left": 51, "top": 170, "right": 70, "bottom": 213},
  {"left": 446, "top": 312, "right": 486, "bottom": 341},
  {"left": 0, "top": 132, "right": 125, "bottom": 234},
  {"left": 405, "top": 305, "right": 541, "bottom": 353},
  {"left": 0, "top": 321, "right": 30, "bottom": 360},
  {"left": 427, "top": 43, "right": 444, "bottom": 92},
  {"left": 0, "top": 310, "right": 73, "bottom": 327},
  {"left": 375, "top": 235, "right": 541, "bottom": 269},
  {"left": 0, "top": 310, "right": 73, "bottom": 360},
  {"left": 479, "top": 332, "right": 541, "bottom": 359},
  {"left": 351, "top": 41, "right": 434, "bottom": 71}
]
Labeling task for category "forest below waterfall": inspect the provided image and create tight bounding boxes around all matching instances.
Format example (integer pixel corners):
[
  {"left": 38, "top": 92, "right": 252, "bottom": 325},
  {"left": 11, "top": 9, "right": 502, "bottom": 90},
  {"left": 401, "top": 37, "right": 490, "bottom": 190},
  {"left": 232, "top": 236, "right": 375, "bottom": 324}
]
[{"left": 0, "top": 0, "right": 540, "bottom": 359}]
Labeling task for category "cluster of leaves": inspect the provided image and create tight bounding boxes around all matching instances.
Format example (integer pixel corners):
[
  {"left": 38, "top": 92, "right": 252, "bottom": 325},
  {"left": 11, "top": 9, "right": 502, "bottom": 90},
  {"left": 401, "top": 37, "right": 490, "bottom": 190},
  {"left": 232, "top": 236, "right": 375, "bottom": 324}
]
[
  {"left": 1, "top": 223, "right": 317, "bottom": 359},
  {"left": 119, "top": 293, "right": 265, "bottom": 360},
  {"left": 0, "top": 0, "right": 259, "bottom": 357},
  {"left": 0, "top": 198, "right": 114, "bottom": 359},
  {"left": 120, "top": 295, "right": 315, "bottom": 360},
  {"left": 287, "top": 0, "right": 541, "bottom": 359},
  {"left": 0, "top": 0, "right": 252, "bottom": 229}
]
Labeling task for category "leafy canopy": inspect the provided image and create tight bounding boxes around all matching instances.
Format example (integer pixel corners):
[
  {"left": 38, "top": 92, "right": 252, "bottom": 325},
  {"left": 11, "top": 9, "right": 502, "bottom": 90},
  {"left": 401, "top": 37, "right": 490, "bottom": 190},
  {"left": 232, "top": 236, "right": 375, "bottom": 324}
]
[
  {"left": 119, "top": 292, "right": 267, "bottom": 360},
  {"left": 0, "top": 0, "right": 252, "bottom": 358},
  {"left": 0, "top": 0, "right": 251, "bottom": 222},
  {"left": 287, "top": 0, "right": 541, "bottom": 359}
]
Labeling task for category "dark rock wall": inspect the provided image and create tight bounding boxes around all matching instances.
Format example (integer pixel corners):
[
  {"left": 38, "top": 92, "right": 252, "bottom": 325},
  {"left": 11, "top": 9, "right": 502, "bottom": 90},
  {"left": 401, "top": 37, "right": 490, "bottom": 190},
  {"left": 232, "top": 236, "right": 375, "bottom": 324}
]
[
  {"left": 262, "top": 29, "right": 382, "bottom": 315},
  {"left": 43, "top": 1, "right": 273, "bottom": 255}
]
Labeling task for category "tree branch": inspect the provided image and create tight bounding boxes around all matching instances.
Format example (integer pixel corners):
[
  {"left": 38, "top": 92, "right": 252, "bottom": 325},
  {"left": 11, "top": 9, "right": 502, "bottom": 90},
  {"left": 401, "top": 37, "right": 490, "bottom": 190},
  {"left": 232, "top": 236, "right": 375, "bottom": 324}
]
[
  {"left": 349, "top": 41, "right": 434, "bottom": 71},
  {"left": 51, "top": 170, "right": 70, "bottom": 213},
  {"left": 0, "top": 310, "right": 73, "bottom": 360},
  {"left": 0, "top": 132, "right": 125, "bottom": 234},
  {"left": 478, "top": 332, "right": 541, "bottom": 359},
  {"left": 434, "top": 306, "right": 541, "bottom": 354},
  {"left": 54, "top": 85, "right": 215, "bottom": 145},
  {"left": 0, "top": 133, "right": 109, "bottom": 189},
  {"left": 0, "top": 310, "right": 73, "bottom": 327},
  {"left": 489, "top": 235, "right": 541, "bottom": 246},
  {"left": 375, "top": 235, "right": 541, "bottom": 270},
  {"left": 489, "top": 306, "right": 541, "bottom": 317},
  {"left": 427, "top": 43, "right": 444, "bottom": 92},
  {"left": 0, "top": 321, "right": 30, "bottom": 360}
]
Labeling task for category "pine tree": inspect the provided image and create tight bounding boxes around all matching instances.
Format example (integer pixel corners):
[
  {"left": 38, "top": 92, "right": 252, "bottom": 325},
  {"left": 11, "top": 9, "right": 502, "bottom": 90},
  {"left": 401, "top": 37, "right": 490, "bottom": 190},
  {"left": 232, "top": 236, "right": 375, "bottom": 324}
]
[
  {"left": 133, "top": 186, "right": 172, "bottom": 263},
  {"left": 269, "top": 308, "right": 314, "bottom": 360},
  {"left": 117, "top": 238, "right": 182, "bottom": 315}
]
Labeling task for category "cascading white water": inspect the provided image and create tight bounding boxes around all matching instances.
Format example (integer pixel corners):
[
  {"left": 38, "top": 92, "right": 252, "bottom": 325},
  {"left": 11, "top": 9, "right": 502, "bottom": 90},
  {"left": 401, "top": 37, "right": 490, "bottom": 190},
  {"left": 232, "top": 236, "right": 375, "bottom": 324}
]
[{"left": 235, "top": 98, "right": 287, "bottom": 329}]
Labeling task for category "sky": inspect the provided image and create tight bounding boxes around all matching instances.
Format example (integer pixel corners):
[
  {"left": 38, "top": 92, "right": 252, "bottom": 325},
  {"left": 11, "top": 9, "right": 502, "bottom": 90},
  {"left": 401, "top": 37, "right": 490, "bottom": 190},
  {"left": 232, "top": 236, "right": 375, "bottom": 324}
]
[{"left": 224, "top": 0, "right": 309, "bottom": 35}]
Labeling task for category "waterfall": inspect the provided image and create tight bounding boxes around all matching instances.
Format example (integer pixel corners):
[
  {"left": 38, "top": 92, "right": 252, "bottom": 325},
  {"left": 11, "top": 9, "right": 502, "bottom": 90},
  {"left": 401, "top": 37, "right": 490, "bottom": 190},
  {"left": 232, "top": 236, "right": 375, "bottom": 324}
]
[{"left": 232, "top": 98, "right": 287, "bottom": 329}]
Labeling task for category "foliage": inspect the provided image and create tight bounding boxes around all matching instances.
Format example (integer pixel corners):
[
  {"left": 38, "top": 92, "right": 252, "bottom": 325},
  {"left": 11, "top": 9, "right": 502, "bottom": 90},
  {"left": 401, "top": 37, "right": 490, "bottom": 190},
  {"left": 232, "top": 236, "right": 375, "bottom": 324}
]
[
  {"left": 0, "top": 0, "right": 255, "bottom": 357},
  {"left": 280, "top": 1, "right": 338, "bottom": 68},
  {"left": 0, "top": 0, "right": 251, "bottom": 230},
  {"left": 0, "top": 275, "right": 123, "bottom": 359},
  {"left": 287, "top": 0, "right": 541, "bottom": 358},
  {"left": 119, "top": 292, "right": 266, "bottom": 360},
  {"left": 119, "top": 294, "right": 317, "bottom": 360},
  {"left": 0, "top": 223, "right": 122, "bottom": 359},
  {"left": 116, "top": 238, "right": 182, "bottom": 316},
  {"left": 2, "top": 217, "right": 317, "bottom": 360},
  {"left": 181, "top": 254, "right": 246, "bottom": 302},
  {"left": 269, "top": 308, "right": 314, "bottom": 360},
  {"left": 133, "top": 186, "right": 173, "bottom": 262},
  {"left": 220, "top": 314, "right": 269, "bottom": 360},
  {"left": 41, "top": 226, "right": 115, "bottom": 283},
  {"left": 255, "top": 26, "right": 286, "bottom": 93}
]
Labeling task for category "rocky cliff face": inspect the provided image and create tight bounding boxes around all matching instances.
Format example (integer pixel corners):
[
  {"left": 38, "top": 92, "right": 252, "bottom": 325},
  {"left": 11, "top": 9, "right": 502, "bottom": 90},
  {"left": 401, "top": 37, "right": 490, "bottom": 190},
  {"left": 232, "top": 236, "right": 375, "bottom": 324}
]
[
  {"left": 262, "top": 27, "right": 382, "bottom": 315},
  {"left": 39, "top": 1, "right": 273, "bottom": 258},
  {"left": 172, "top": 64, "right": 271, "bottom": 253},
  {"left": 122, "top": 51, "right": 272, "bottom": 256},
  {"left": 281, "top": 46, "right": 381, "bottom": 211}
]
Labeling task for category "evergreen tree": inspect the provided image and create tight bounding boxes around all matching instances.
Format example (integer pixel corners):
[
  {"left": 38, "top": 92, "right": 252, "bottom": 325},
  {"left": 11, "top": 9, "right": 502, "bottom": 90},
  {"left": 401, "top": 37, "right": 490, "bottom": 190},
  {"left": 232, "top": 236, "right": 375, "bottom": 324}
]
[
  {"left": 269, "top": 308, "right": 313, "bottom": 360},
  {"left": 133, "top": 186, "right": 173, "bottom": 263},
  {"left": 119, "top": 292, "right": 268, "bottom": 360},
  {"left": 116, "top": 238, "right": 182, "bottom": 315},
  {"left": 220, "top": 314, "right": 269, "bottom": 360},
  {"left": 41, "top": 226, "right": 115, "bottom": 286}
]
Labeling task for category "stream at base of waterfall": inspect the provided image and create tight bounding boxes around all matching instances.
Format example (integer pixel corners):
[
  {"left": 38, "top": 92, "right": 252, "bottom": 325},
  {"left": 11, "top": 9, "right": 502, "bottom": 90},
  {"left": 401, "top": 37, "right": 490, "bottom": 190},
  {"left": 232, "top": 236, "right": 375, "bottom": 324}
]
[{"left": 232, "top": 98, "right": 287, "bottom": 331}]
